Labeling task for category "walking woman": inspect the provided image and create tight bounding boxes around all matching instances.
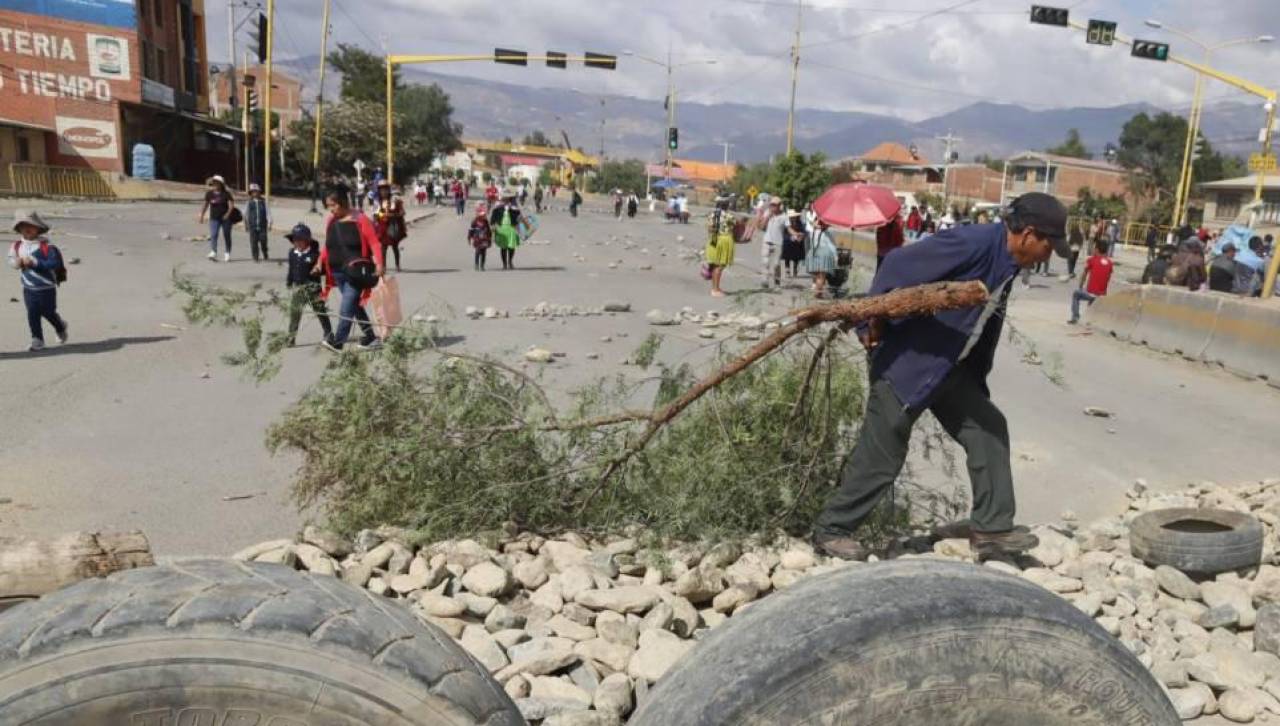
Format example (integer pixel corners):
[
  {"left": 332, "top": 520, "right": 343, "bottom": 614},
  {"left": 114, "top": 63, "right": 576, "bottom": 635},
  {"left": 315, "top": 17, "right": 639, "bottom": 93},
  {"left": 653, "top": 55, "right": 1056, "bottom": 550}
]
[
  {"left": 468, "top": 206, "right": 492, "bottom": 271},
  {"left": 806, "top": 217, "right": 839, "bottom": 298},
  {"left": 704, "top": 198, "right": 736, "bottom": 297},
  {"left": 490, "top": 190, "right": 523, "bottom": 270},
  {"left": 198, "top": 175, "right": 235, "bottom": 262},
  {"left": 781, "top": 209, "right": 807, "bottom": 277},
  {"left": 373, "top": 180, "right": 407, "bottom": 272},
  {"left": 315, "top": 184, "right": 384, "bottom": 352}
]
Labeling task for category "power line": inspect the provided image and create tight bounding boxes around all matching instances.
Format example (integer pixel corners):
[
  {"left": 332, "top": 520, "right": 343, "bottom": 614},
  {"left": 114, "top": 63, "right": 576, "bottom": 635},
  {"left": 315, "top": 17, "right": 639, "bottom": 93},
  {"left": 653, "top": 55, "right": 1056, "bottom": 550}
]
[{"left": 800, "top": 0, "right": 984, "bottom": 50}]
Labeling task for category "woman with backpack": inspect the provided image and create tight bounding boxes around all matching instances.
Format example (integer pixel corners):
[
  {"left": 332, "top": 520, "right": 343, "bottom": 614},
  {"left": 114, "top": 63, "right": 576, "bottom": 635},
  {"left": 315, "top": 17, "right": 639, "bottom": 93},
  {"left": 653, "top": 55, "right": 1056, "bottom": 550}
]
[
  {"left": 8, "top": 210, "right": 68, "bottom": 352},
  {"left": 198, "top": 175, "right": 236, "bottom": 262},
  {"left": 490, "top": 190, "right": 524, "bottom": 270},
  {"left": 315, "top": 184, "right": 385, "bottom": 352},
  {"left": 373, "top": 180, "right": 408, "bottom": 272}
]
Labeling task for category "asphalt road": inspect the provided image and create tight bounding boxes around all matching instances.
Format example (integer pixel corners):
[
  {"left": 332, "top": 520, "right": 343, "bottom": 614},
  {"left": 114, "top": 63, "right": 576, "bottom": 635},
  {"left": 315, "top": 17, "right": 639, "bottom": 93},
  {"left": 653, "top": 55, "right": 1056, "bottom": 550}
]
[{"left": 1, "top": 195, "right": 1277, "bottom": 558}]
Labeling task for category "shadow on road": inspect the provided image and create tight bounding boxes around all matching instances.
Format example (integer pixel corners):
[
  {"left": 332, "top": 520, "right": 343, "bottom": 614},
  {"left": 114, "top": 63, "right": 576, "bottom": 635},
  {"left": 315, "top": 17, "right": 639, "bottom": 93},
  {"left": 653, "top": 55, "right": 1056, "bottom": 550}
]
[
  {"left": 494, "top": 266, "right": 567, "bottom": 273},
  {"left": 0, "top": 335, "right": 175, "bottom": 361},
  {"left": 396, "top": 268, "right": 462, "bottom": 275}
]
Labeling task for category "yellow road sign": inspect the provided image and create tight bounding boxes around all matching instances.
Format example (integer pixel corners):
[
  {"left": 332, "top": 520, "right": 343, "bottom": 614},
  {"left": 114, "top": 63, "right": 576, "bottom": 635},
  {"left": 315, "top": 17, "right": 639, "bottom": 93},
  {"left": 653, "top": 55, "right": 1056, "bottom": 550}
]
[{"left": 1248, "top": 153, "right": 1277, "bottom": 172}]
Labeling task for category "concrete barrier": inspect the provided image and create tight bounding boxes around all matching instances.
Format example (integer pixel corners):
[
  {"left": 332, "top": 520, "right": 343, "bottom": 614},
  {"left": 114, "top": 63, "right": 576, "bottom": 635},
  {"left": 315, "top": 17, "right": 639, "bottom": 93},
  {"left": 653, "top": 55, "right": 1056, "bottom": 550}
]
[
  {"left": 1129, "top": 286, "right": 1222, "bottom": 360},
  {"left": 1085, "top": 287, "right": 1144, "bottom": 341},
  {"left": 1202, "top": 298, "right": 1280, "bottom": 386}
]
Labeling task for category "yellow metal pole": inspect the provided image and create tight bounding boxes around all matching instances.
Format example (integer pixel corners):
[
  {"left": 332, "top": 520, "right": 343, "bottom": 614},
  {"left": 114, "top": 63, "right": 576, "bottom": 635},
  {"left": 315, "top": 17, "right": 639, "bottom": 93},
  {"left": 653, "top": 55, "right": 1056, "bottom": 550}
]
[
  {"left": 311, "top": 0, "right": 330, "bottom": 205},
  {"left": 1171, "top": 69, "right": 1204, "bottom": 229},
  {"left": 1257, "top": 102, "right": 1279, "bottom": 299},
  {"left": 386, "top": 55, "right": 393, "bottom": 185},
  {"left": 263, "top": 0, "right": 274, "bottom": 207}
]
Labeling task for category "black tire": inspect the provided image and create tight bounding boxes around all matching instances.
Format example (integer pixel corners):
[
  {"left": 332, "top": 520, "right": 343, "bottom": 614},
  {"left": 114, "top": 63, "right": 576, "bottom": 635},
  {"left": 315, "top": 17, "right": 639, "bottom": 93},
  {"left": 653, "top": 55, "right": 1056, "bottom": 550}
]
[
  {"left": 0, "top": 559, "right": 522, "bottom": 726},
  {"left": 629, "top": 559, "right": 1177, "bottom": 726},
  {"left": 1130, "top": 507, "right": 1264, "bottom": 574}
]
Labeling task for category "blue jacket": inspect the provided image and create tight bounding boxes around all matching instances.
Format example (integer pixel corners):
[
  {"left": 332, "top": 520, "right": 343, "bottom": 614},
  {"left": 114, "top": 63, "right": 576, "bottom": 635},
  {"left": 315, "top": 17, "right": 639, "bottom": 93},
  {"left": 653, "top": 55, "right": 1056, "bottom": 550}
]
[
  {"left": 865, "top": 223, "right": 1020, "bottom": 411},
  {"left": 245, "top": 197, "right": 270, "bottom": 233}
]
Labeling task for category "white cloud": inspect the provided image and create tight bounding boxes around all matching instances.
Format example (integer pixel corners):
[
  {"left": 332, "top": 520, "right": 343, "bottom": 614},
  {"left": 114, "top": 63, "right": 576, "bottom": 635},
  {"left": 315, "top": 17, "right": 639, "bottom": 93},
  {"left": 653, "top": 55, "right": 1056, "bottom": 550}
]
[{"left": 213, "top": 0, "right": 1280, "bottom": 120}]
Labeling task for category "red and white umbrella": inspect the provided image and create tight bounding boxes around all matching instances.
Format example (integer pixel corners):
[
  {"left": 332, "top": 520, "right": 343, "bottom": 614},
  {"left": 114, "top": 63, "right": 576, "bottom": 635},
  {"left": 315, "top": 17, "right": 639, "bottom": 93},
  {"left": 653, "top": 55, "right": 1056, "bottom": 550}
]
[{"left": 812, "top": 181, "right": 902, "bottom": 229}]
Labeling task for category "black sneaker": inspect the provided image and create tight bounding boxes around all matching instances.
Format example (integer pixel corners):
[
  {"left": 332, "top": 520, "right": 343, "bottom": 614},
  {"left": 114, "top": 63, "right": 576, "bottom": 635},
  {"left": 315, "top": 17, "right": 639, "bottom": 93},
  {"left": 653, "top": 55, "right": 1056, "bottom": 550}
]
[
  {"left": 970, "top": 529, "right": 1039, "bottom": 556},
  {"left": 812, "top": 535, "right": 870, "bottom": 561}
]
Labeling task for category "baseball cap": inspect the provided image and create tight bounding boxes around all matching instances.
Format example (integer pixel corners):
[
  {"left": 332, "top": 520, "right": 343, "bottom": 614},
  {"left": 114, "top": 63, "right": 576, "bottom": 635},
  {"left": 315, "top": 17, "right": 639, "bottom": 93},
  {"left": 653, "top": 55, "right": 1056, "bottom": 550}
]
[
  {"left": 1008, "top": 192, "right": 1069, "bottom": 258},
  {"left": 285, "top": 223, "right": 313, "bottom": 242}
]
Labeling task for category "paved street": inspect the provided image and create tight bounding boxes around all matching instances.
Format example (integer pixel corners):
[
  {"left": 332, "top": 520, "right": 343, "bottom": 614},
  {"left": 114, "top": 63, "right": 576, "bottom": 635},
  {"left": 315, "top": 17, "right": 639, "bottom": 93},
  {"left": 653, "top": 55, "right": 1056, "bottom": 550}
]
[{"left": 1, "top": 195, "right": 1277, "bottom": 556}]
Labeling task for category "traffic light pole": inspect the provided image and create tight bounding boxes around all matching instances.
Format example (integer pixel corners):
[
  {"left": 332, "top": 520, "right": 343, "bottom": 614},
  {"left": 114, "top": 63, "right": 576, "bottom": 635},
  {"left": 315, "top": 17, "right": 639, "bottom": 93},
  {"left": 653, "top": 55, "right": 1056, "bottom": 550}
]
[
  {"left": 665, "top": 50, "right": 674, "bottom": 180},
  {"left": 384, "top": 52, "right": 614, "bottom": 186},
  {"left": 262, "top": 0, "right": 274, "bottom": 209},
  {"left": 310, "top": 0, "right": 330, "bottom": 214}
]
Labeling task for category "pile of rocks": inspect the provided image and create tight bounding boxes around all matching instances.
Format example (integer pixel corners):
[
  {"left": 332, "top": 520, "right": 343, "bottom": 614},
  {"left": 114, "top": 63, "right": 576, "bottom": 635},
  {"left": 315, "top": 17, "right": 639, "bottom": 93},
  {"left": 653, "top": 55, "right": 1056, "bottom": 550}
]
[
  {"left": 463, "top": 302, "right": 633, "bottom": 321},
  {"left": 645, "top": 307, "right": 780, "bottom": 340},
  {"left": 234, "top": 477, "right": 1280, "bottom": 724}
]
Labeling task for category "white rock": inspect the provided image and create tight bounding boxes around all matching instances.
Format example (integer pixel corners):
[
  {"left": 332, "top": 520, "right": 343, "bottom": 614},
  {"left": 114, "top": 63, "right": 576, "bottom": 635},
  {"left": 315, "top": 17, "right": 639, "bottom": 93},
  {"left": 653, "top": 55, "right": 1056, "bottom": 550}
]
[
  {"left": 542, "top": 541, "right": 594, "bottom": 571},
  {"left": 598, "top": 610, "right": 641, "bottom": 647},
  {"left": 417, "top": 592, "right": 467, "bottom": 618},
  {"left": 1187, "top": 648, "right": 1267, "bottom": 690},
  {"left": 628, "top": 629, "right": 694, "bottom": 683},
  {"left": 440, "top": 539, "right": 493, "bottom": 568},
  {"left": 1219, "top": 688, "right": 1265, "bottom": 722},
  {"left": 548, "top": 614, "right": 597, "bottom": 642},
  {"left": 1021, "top": 568, "right": 1083, "bottom": 594},
  {"left": 575, "top": 637, "right": 635, "bottom": 672},
  {"left": 1203, "top": 581, "right": 1256, "bottom": 629},
  {"left": 461, "top": 561, "right": 513, "bottom": 598},
  {"left": 496, "top": 648, "right": 580, "bottom": 681},
  {"left": 460, "top": 625, "right": 510, "bottom": 672},
  {"left": 576, "top": 586, "right": 660, "bottom": 614},
  {"left": 505, "top": 674, "right": 531, "bottom": 699},
  {"left": 711, "top": 585, "right": 757, "bottom": 614},
  {"left": 233, "top": 538, "right": 294, "bottom": 561},
  {"left": 293, "top": 543, "right": 338, "bottom": 576},
  {"left": 532, "top": 579, "right": 566, "bottom": 613},
  {"left": 1167, "top": 687, "right": 1206, "bottom": 720},
  {"left": 455, "top": 591, "right": 499, "bottom": 618},
  {"left": 559, "top": 566, "right": 598, "bottom": 602},
  {"left": 525, "top": 347, "right": 554, "bottom": 363},
  {"left": 671, "top": 567, "right": 726, "bottom": 604},
  {"left": 514, "top": 558, "right": 551, "bottom": 589},
  {"left": 645, "top": 309, "right": 679, "bottom": 326},
  {"left": 529, "top": 676, "right": 593, "bottom": 709},
  {"left": 593, "top": 672, "right": 634, "bottom": 718},
  {"left": 1155, "top": 565, "right": 1201, "bottom": 601}
]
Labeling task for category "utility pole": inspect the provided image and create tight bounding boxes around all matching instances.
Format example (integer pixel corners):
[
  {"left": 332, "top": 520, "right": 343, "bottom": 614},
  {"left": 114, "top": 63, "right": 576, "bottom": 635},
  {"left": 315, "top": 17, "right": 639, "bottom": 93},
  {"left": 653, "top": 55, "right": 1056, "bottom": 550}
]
[
  {"left": 936, "top": 131, "right": 961, "bottom": 206},
  {"left": 262, "top": 0, "right": 274, "bottom": 205},
  {"left": 665, "top": 45, "right": 675, "bottom": 180},
  {"left": 719, "top": 142, "right": 734, "bottom": 167},
  {"left": 310, "top": 0, "right": 330, "bottom": 213},
  {"left": 785, "top": 0, "right": 803, "bottom": 156},
  {"left": 227, "top": 3, "right": 237, "bottom": 115}
]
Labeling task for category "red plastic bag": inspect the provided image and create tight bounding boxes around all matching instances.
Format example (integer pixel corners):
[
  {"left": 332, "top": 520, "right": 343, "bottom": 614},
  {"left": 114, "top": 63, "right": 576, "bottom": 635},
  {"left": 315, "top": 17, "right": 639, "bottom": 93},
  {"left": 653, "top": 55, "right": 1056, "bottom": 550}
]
[{"left": 370, "top": 276, "right": 403, "bottom": 339}]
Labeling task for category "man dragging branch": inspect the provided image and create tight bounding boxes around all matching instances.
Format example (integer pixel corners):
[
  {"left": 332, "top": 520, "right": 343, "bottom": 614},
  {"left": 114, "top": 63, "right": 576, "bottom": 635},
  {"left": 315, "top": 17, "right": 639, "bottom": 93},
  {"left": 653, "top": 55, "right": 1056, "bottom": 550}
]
[{"left": 813, "top": 192, "right": 1071, "bottom": 560}]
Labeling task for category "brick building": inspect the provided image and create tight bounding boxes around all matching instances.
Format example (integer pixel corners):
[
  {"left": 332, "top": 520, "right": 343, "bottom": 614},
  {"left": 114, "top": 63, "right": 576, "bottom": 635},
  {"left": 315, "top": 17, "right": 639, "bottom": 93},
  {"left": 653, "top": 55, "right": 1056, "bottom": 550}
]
[
  {"left": 208, "top": 64, "right": 304, "bottom": 128},
  {"left": 0, "top": 0, "right": 239, "bottom": 192},
  {"left": 1000, "top": 152, "right": 1131, "bottom": 207}
]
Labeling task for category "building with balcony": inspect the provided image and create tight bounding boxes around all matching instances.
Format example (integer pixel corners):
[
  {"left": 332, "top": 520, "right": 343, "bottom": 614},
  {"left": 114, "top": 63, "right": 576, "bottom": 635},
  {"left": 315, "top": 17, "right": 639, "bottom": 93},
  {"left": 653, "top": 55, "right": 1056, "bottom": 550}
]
[
  {"left": 999, "top": 152, "right": 1131, "bottom": 207},
  {"left": 1198, "top": 174, "right": 1280, "bottom": 234}
]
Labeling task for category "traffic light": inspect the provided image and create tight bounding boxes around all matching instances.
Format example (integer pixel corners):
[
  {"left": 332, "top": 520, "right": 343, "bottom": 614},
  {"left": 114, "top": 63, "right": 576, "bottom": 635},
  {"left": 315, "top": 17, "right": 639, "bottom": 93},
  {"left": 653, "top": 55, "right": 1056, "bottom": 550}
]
[
  {"left": 1131, "top": 40, "right": 1170, "bottom": 61},
  {"left": 546, "top": 51, "right": 567, "bottom": 69},
  {"left": 1190, "top": 136, "right": 1207, "bottom": 162},
  {"left": 584, "top": 52, "right": 618, "bottom": 70},
  {"left": 250, "top": 13, "right": 267, "bottom": 64},
  {"left": 1086, "top": 19, "right": 1116, "bottom": 46},
  {"left": 668, "top": 127, "right": 678, "bottom": 151},
  {"left": 494, "top": 48, "right": 528, "bottom": 66},
  {"left": 244, "top": 74, "right": 258, "bottom": 111},
  {"left": 1029, "top": 5, "right": 1068, "bottom": 26}
]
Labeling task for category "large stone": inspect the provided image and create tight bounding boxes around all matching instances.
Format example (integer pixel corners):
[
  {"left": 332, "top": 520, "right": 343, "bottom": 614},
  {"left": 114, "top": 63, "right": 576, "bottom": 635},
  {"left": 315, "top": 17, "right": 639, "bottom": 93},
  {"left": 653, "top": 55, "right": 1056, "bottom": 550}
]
[
  {"left": 1154, "top": 565, "right": 1202, "bottom": 601},
  {"left": 932, "top": 538, "right": 972, "bottom": 560},
  {"left": 1020, "top": 568, "right": 1083, "bottom": 594},
  {"left": 460, "top": 625, "right": 510, "bottom": 672},
  {"left": 711, "top": 585, "right": 757, "bottom": 614},
  {"left": 496, "top": 648, "right": 580, "bottom": 681},
  {"left": 568, "top": 660, "right": 601, "bottom": 695},
  {"left": 1257, "top": 604, "right": 1280, "bottom": 656},
  {"left": 779, "top": 548, "right": 816, "bottom": 571},
  {"left": 560, "top": 567, "right": 598, "bottom": 602},
  {"left": 532, "top": 579, "right": 566, "bottom": 613},
  {"left": 636, "top": 603, "right": 672, "bottom": 636},
  {"left": 505, "top": 674, "right": 531, "bottom": 699},
  {"left": 485, "top": 604, "right": 527, "bottom": 633},
  {"left": 455, "top": 592, "right": 498, "bottom": 618},
  {"left": 1027, "top": 526, "right": 1079, "bottom": 568},
  {"left": 390, "top": 558, "right": 445, "bottom": 594},
  {"left": 462, "top": 562, "right": 514, "bottom": 598},
  {"left": 1219, "top": 688, "right": 1265, "bottom": 723},
  {"left": 515, "top": 696, "right": 588, "bottom": 721},
  {"left": 302, "top": 525, "right": 353, "bottom": 558},
  {"left": 1152, "top": 659, "right": 1188, "bottom": 688},
  {"left": 594, "top": 672, "right": 634, "bottom": 718},
  {"left": 576, "top": 587, "right": 660, "bottom": 614},
  {"left": 1203, "top": 581, "right": 1256, "bottom": 629},
  {"left": 561, "top": 602, "right": 597, "bottom": 627},
  {"left": 1199, "top": 604, "right": 1241, "bottom": 630},
  {"left": 1252, "top": 566, "right": 1280, "bottom": 605},
  {"left": 514, "top": 558, "right": 551, "bottom": 589},
  {"left": 416, "top": 592, "right": 467, "bottom": 618},
  {"left": 575, "top": 637, "right": 635, "bottom": 673},
  {"left": 771, "top": 568, "right": 804, "bottom": 590},
  {"left": 529, "top": 676, "right": 593, "bottom": 708},
  {"left": 598, "top": 610, "right": 641, "bottom": 647},
  {"left": 441, "top": 539, "right": 493, "bottom": 569},
  {"left": 663, "top": 595, "right": 699, "bottom": 638},
  {"left": 542, "top": 540, "right": 594, "bottom": 571},
  {"left": 544, "top": 713, "right": 620, "bottom": 726},
  {"left": 671, "top": 567, "right": 726, "bottom": 604},
  {"left": 628, "top": 629, "right": 695, "bottom": 683},
  {"left": 293, "top": 543, "right": 338, "bottom": 576},
  {"left": 725, "top": 553, "right": 773, "bottom": 594},
  {"left": 1167, "top": 687, "right": 1206, "bottom": 720},
  {"left": 233, "top": 538, "right": 294, "bottom": 561},
  {"left": 1187, "top": 648, "right": 1267, "bottom": 690},
  {"left": 548, "top": 614, "right": 597, "bottom": 642}
]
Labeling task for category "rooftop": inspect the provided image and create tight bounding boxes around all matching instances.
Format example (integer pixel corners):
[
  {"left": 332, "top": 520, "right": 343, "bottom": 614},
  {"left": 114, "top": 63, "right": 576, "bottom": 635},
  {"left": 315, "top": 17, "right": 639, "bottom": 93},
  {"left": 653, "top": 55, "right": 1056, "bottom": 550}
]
[
  {"left": 859, "top": 142, "right": 927, "bottom": 166},
  {"left": 1198, "top": 174, "right": 1280, "bottom": 190},
  {"left": 1006, "top": 151, "right": 1124, "bottom": 173}
]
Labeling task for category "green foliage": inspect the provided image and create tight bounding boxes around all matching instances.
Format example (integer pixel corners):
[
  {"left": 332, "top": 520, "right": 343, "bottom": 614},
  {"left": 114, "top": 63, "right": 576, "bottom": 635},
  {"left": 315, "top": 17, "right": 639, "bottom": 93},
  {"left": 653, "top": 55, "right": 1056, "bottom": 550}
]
[
  {"left": 767, "top": 152, "right": 832, "bottom": 211},
  {"left": 522, "top": 130, "right": 555, "bottom": 147},
  {"left": 972, "top": 153, "right": 1004, "bottom": 172},
  {"left": 1046, "top": 128, "right": 1091, "bottom": 159},
  {"left": 915, "top": 191, "right": 944, "bottom": 215},
  {"left": 1117, "top": 111, "right": 1244, "bottom": 198},
  {"left": 589, "top": 159, "right": 647, "bottom": 194},
  {"left": 1070, "top": 186, "right": 1127, "bottom": 220},
  {"left": 728, "top": 161, "right": 773, "bottom": 201},
  {"left": 328, "top": 43, "right": 400, "bottom": 105}
]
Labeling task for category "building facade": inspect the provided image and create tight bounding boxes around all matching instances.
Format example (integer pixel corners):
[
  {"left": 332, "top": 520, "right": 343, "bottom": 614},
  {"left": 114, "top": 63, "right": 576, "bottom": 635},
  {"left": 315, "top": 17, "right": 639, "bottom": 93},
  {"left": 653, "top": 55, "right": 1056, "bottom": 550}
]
[
  {"left": 1000, "top": 152, "right": 1131, "bottom": 207},
  {"left": 208, "top": 64, "right": 304, "bottom": 128},
  {"left": 1198, "top": 174, "right": 1280, "bottom": 233},
  {"left": 0, "top": 0, "right": 238, "bottom": 191}
]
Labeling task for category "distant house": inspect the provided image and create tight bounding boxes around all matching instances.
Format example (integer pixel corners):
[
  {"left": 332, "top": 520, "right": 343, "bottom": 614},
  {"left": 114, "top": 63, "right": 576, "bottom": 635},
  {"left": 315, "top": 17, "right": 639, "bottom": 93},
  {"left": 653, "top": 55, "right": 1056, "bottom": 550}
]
[
  {"left": 852, "top": 142, "right": 942, "bottom": 191},
  {"left": 1000, "top": 152, "right": 1130, "bottom": 207},
  {"left": 1198, "top": 174, "right": 1280, "bottom": 232}
]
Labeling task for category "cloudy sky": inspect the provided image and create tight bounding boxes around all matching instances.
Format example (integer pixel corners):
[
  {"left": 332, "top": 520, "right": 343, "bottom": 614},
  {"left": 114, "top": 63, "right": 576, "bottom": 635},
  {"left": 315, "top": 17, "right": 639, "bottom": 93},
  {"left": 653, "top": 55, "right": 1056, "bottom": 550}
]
[{"left": 208, "top": 0, "right": 1280, "bottom": 121}]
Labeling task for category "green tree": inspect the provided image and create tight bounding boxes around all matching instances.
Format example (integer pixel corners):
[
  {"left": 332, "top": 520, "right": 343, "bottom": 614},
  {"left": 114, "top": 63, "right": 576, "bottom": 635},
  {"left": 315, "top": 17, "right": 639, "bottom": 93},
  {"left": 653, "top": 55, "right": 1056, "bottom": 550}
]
[
  {"left": 728, "top": 161, "right": 773, "bottom": 201},
  {"left": 1047, "top": 128, "right": 1091, "bottom": 159},
  {"left": 522, "top": 130, "right": 554, "bottom": 147},
  {"left": 767, "top": 152, "right": 832, "bottom": 211},
  {"left": 588, "top": 159, "right": 647, "bottom": 194},
  {"left": 328, "top": 43, "right": 400, "bottom": 105},
  {"left": 1116, "top": 111, "right": 1245, "bottom": 219},
  {"left": 973, "top": 153, "right": 1004, "bottom": 172},
  {"left": 1069, "top": 186, "right": 1127, "bottom": 220}
]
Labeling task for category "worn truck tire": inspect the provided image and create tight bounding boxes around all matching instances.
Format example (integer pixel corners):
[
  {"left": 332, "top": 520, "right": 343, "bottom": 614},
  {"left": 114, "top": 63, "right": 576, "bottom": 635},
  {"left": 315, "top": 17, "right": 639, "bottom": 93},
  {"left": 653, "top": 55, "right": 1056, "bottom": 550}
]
[
  {"left": 630, "top": 559, "right": 1177, "bottom": 726},
  {"left": 1130, "top": 507, "right": 1264, "bottom": 574},
  {"left": 0, "top": 559, "right": 523, "bottom": 726}
]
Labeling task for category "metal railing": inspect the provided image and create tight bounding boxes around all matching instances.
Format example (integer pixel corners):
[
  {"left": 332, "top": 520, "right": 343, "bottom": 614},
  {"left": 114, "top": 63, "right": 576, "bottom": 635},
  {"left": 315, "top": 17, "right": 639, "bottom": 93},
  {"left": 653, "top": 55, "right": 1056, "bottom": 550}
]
[{"left": 8, "top": 163, "right": 116, "bottom": 198}]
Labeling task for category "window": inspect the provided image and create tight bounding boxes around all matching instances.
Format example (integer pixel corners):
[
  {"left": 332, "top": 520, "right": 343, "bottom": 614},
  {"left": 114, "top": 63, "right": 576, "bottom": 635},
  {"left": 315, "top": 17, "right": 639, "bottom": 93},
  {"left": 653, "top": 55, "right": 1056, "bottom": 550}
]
[
  {"left": 138, "top": 0, "right": 149, "bottom": 25},
  {"left": 17, "top": 136, "right": 30, "bottom": 162},
  {"left": 1013, "top": 167, "right": 1028, "bottom": 182},
  {"left": 1262, "top": 191, "right": 1280, "bottom": 225},
  {"left": 1214, "top": 192, "right": 1242, "bottom": 221},
  {"left": 154, "top": 0, "right": 162, "bottom": 27},
  {"left": 156, "top": 48, "right": 167, "bottom": 84}
]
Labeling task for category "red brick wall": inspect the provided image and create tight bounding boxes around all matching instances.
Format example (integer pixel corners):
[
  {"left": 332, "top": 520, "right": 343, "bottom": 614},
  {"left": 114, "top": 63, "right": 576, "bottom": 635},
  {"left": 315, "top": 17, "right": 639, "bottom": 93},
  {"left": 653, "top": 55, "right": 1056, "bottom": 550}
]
[{"left": 0, "top": 8, "right": 140, "bottom": 171}]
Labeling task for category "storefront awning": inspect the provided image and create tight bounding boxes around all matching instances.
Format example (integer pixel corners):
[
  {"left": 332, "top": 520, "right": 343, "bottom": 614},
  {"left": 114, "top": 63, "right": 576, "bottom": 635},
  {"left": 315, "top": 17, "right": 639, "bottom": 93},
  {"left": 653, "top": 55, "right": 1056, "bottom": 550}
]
[{"left": 0, "top": 117, "right": 54, "bottom": 132}]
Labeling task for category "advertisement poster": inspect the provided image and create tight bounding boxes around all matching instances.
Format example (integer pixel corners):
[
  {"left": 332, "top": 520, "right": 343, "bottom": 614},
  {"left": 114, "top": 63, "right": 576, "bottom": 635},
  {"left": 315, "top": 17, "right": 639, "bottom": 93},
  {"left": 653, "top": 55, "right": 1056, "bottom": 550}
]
[
  {"left": 0, "top": 0, "right": 135, "bottom": 30},
  {"left": 56, "top": 115, "right": 118, "bottom": 158},
  {"left": 86, "top": 32, "right": 128, "bottom": 80}
]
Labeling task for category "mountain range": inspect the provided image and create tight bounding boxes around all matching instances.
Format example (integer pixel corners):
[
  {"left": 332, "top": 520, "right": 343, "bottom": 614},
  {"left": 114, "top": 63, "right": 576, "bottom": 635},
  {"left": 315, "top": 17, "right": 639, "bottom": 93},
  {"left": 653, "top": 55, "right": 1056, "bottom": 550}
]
[{"left": 274, "top": 58, "right": 1268, "bottom": 168}]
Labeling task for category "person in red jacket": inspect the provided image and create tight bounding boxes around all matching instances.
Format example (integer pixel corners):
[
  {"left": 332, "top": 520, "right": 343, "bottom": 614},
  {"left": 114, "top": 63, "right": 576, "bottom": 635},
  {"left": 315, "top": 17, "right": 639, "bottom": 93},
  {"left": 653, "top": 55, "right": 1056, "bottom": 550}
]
[
  {"left": 905, "top": 206, "right": 922, "bottom": 240},
  {"left": 875, "top": 215, "right": 905, "bottom": 270},
  {"left": 1068, "top": 240, "right": 1114, "bottom": 324},
  {"left": 314, "top": 184, "right": 385, "bottom": 351}
]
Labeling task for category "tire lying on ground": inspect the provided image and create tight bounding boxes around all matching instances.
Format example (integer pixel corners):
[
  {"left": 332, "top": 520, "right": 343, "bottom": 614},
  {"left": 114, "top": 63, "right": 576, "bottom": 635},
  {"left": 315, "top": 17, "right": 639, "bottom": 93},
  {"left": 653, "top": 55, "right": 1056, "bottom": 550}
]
[
  {"left": 0, "top": 559, "right": 522, "bottom": 726},
  {"left": 630, "top": 559, "right": 1177, "bottom": 726},
  {"left": 1130, "top": 507, "right": 1264, "bottom": 575}
]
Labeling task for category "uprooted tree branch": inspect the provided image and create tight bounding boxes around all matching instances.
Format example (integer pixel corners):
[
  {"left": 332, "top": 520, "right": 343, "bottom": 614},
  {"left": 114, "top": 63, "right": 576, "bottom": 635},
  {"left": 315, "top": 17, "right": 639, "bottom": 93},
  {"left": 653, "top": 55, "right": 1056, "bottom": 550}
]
[{"left": 174, "top": 275, "right": 986, "bottom": 542}]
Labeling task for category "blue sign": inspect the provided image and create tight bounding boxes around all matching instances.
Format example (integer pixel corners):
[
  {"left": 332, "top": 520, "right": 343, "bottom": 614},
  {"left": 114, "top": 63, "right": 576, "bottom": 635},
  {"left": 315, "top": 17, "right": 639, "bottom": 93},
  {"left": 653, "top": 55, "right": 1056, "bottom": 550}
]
[{"left": 0, "top": 0, "right": 137, "bottom": 30}]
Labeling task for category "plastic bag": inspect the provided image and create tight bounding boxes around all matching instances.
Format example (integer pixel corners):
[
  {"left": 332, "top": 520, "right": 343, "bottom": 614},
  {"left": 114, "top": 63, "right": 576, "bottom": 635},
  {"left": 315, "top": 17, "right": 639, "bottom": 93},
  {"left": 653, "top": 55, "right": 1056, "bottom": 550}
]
[{"left": 369, "top": 276, "right": 403, "bottom": 339}]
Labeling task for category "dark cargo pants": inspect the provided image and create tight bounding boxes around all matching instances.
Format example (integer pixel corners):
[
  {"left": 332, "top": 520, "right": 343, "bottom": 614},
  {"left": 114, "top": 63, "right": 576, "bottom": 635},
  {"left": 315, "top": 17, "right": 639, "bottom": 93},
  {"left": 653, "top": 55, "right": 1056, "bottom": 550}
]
[{"left": 815, "top": 367, "right": 1016, "bottom": 537}]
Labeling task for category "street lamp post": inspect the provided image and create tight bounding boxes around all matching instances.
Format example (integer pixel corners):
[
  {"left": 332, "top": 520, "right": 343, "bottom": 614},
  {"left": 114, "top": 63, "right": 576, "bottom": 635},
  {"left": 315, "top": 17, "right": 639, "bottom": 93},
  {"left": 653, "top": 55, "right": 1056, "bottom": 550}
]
[
  {"left": 622, "top": 50, "right": 716, "bottom": 181},
  {"left": 1144, "top": 20, "right": 1273, "bottom": 231}
]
